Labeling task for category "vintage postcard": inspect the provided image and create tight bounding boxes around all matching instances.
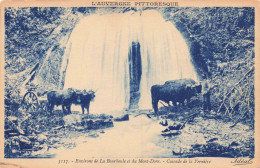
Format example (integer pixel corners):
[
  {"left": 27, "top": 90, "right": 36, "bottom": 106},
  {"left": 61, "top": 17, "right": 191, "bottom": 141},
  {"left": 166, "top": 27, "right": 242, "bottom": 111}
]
[{"left": 0, "top": 0, "right": 259, "bottom": 167}]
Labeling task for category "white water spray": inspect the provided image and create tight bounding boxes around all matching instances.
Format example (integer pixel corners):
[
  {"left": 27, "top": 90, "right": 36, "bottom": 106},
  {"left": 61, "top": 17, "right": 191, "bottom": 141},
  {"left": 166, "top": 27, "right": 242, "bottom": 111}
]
[{"left": 62, "top": 10, "right": 197, "bottom": 113}]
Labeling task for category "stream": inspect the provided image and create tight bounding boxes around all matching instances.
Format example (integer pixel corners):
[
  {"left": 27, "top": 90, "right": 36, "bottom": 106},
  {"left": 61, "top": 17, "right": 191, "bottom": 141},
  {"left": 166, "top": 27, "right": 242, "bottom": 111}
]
[{"left": 55, "top": 113, "right": 171, "bottom": 158}]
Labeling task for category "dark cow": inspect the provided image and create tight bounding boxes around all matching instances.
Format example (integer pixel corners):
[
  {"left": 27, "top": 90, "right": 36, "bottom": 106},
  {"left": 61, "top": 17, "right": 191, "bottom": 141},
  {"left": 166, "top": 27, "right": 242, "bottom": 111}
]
[
  {"left": 47, "top": 88, "right": 77, "bottom": 114},
  {"left": 72, "top": 89, "right": 95, "bottom": 115},
  {"left": 165, "top": 78, "right": 196, "bottom": 86},
  {"left": 165, "top": 78, "right": 201, "bottom": 105},
  {"left": 151, "top": 78, "right": 202, "bottom": 114}
]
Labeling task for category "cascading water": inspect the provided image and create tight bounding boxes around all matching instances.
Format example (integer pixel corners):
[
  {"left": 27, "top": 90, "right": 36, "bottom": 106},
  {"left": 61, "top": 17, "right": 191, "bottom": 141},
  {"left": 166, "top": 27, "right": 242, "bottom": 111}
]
[
  {"left": 138, "top": 10, "right": 198, "bottom": 109},
  {"left": 62, "top": 10, "right": 197, "bottom": 114}
]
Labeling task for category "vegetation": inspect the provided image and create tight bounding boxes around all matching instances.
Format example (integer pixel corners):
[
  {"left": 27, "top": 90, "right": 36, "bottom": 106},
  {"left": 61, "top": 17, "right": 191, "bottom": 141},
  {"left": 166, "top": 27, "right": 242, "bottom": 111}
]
[
  {"left": 4, "top": 7, "right": 255, "bottom": 158},
  {"left": 159, "top": 7, "right": 254, "bottom": 126}
]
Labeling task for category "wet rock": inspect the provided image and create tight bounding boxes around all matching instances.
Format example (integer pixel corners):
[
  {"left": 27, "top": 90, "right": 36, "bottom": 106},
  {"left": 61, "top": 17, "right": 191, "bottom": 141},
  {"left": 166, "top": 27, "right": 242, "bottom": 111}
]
[
  {"left": 168, "top": 124, "right": 182, "bottom": 130},
  {"left": 159, "top": 120, "right": 168, "bottom": 126},
  {"left": 162, "top": 122, "right": 183, "bottom": 133},
  {"left": 206, "top": 138, "right": 218, "bottom": 143},
  {"left": 72, "top": 125, "right": 84, "bottom": 131},
  {"left": 114, "top": 114, "right": 129, "bottom": 122},
  {"left": 99, "top": 114, "right": 113, "bottom": 120},
  {"left": 85, "top": 119, "right": 113, "bottom": 129},
  {"left": 88, "top": 133, "right": 99, "bottom": 138},
  {"left": 96, "top": 119, "right": 113, "bottom": 129},
  {"left": 87, "top": 114, "right": 113, "bottom": 120},
  {"left": 172, "top": 146, "right": 182, "bottom": 155},
  {"left": 161, "top": 130, "right": 181, "bottom": 137},
  {"left": 162, "top": 128, "right": 169, "bottom": 133},
  {"left": 84, "top": 119, "right": 94, "bottom": 128},
  {"left": 230, "top": 141, "right": 240, "bottom": 147},
  {"left": 191, "top": 144, "right": 203, "bottom": 149}
]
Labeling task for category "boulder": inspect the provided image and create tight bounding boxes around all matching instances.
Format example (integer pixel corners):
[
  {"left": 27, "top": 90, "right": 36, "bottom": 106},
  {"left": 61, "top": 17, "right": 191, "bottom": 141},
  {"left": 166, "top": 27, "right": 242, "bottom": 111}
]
[
  {"left": 230, "top": 141, "right": 240, "bottom": 147},
  {"left": 159, "top": 120, "right": 168, "bottom": 126},
  {"left": 206, "top": 138, "right": 218, "bottom": 143},
  {"left": 72, "top": 125, "right": 84, "bottom": 131},
  {"left": 162, "top": 122, "right": 183, "bottom": 133},
  {"left": 114, "top": 114, "right": 129, "bottom": 122},
  {"left": 88, "top": 133, "right": 99, "bottom": 138},
  {"left": 84, "top": 119, "right": 114, "bottom": 129},
  {"left": 168, "top": 124, "right": 182, "bottom": 130},
  {"left": 172, "top": 146, "right": 182, "bottom": 155},
  {"left": 94, "top": 119, "right": 114, "bottom": 129},
  {"left": 161, "top": 130, "right": 181, "bottom": 137}
]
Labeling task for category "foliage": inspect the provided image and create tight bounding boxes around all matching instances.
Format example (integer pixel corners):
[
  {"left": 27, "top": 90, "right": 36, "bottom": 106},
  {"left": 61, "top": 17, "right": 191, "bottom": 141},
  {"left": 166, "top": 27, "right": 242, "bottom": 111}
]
[
  {"left": 4, "top": 7, "right": 89, "bottom": 115},
  {"left": 4, "top": 7, "right": 255, "bottom": 126},
  {"left": 160, "top": 7, "right": 254, "bottom": 125}
]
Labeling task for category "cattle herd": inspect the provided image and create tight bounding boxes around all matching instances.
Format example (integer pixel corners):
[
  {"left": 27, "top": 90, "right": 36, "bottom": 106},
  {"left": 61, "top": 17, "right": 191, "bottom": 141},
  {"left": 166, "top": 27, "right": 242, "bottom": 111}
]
[{"left": 45, "top": 78, "right": 203, "bottom": 116}]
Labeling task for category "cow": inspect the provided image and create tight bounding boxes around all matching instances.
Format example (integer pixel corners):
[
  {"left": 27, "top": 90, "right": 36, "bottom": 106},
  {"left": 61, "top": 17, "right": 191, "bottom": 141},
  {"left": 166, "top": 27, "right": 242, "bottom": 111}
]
[
  {"left": 71, "top": 89, "right": 96, "bottom": 115},
  {"left": 151, "top": 78, "right": 202, "bottom": 114},
  {"left": 47, "top": 88, "right": 77, "bottom": 114},
  {"left": 164, "top": 78, "right": 196, "bottom": 86},
  {"left": 165, "top": 78, "right": 201, "bottom": 105}
]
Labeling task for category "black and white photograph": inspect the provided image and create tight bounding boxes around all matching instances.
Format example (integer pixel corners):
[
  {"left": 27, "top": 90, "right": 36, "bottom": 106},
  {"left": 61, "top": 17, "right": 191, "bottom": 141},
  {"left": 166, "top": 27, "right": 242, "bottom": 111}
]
[{"left": 0, "top": 0, "right": 259, "bottom": 167}]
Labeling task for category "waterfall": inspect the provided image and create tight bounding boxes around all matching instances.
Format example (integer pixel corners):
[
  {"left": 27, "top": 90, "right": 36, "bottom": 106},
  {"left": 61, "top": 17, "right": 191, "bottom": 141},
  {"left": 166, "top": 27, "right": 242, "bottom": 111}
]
[
  {"left": 138, "top": 10, "right": 198, "bottom": 109},
  {"left": 62, "top": 10, "right": 197, "bottom": 114}
]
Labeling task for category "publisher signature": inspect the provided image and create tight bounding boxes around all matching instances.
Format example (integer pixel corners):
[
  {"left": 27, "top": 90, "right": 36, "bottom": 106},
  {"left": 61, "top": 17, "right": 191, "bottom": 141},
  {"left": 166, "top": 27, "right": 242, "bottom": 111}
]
[{"left": 231, "top": 158, "right": 253, "bottom": 166}]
